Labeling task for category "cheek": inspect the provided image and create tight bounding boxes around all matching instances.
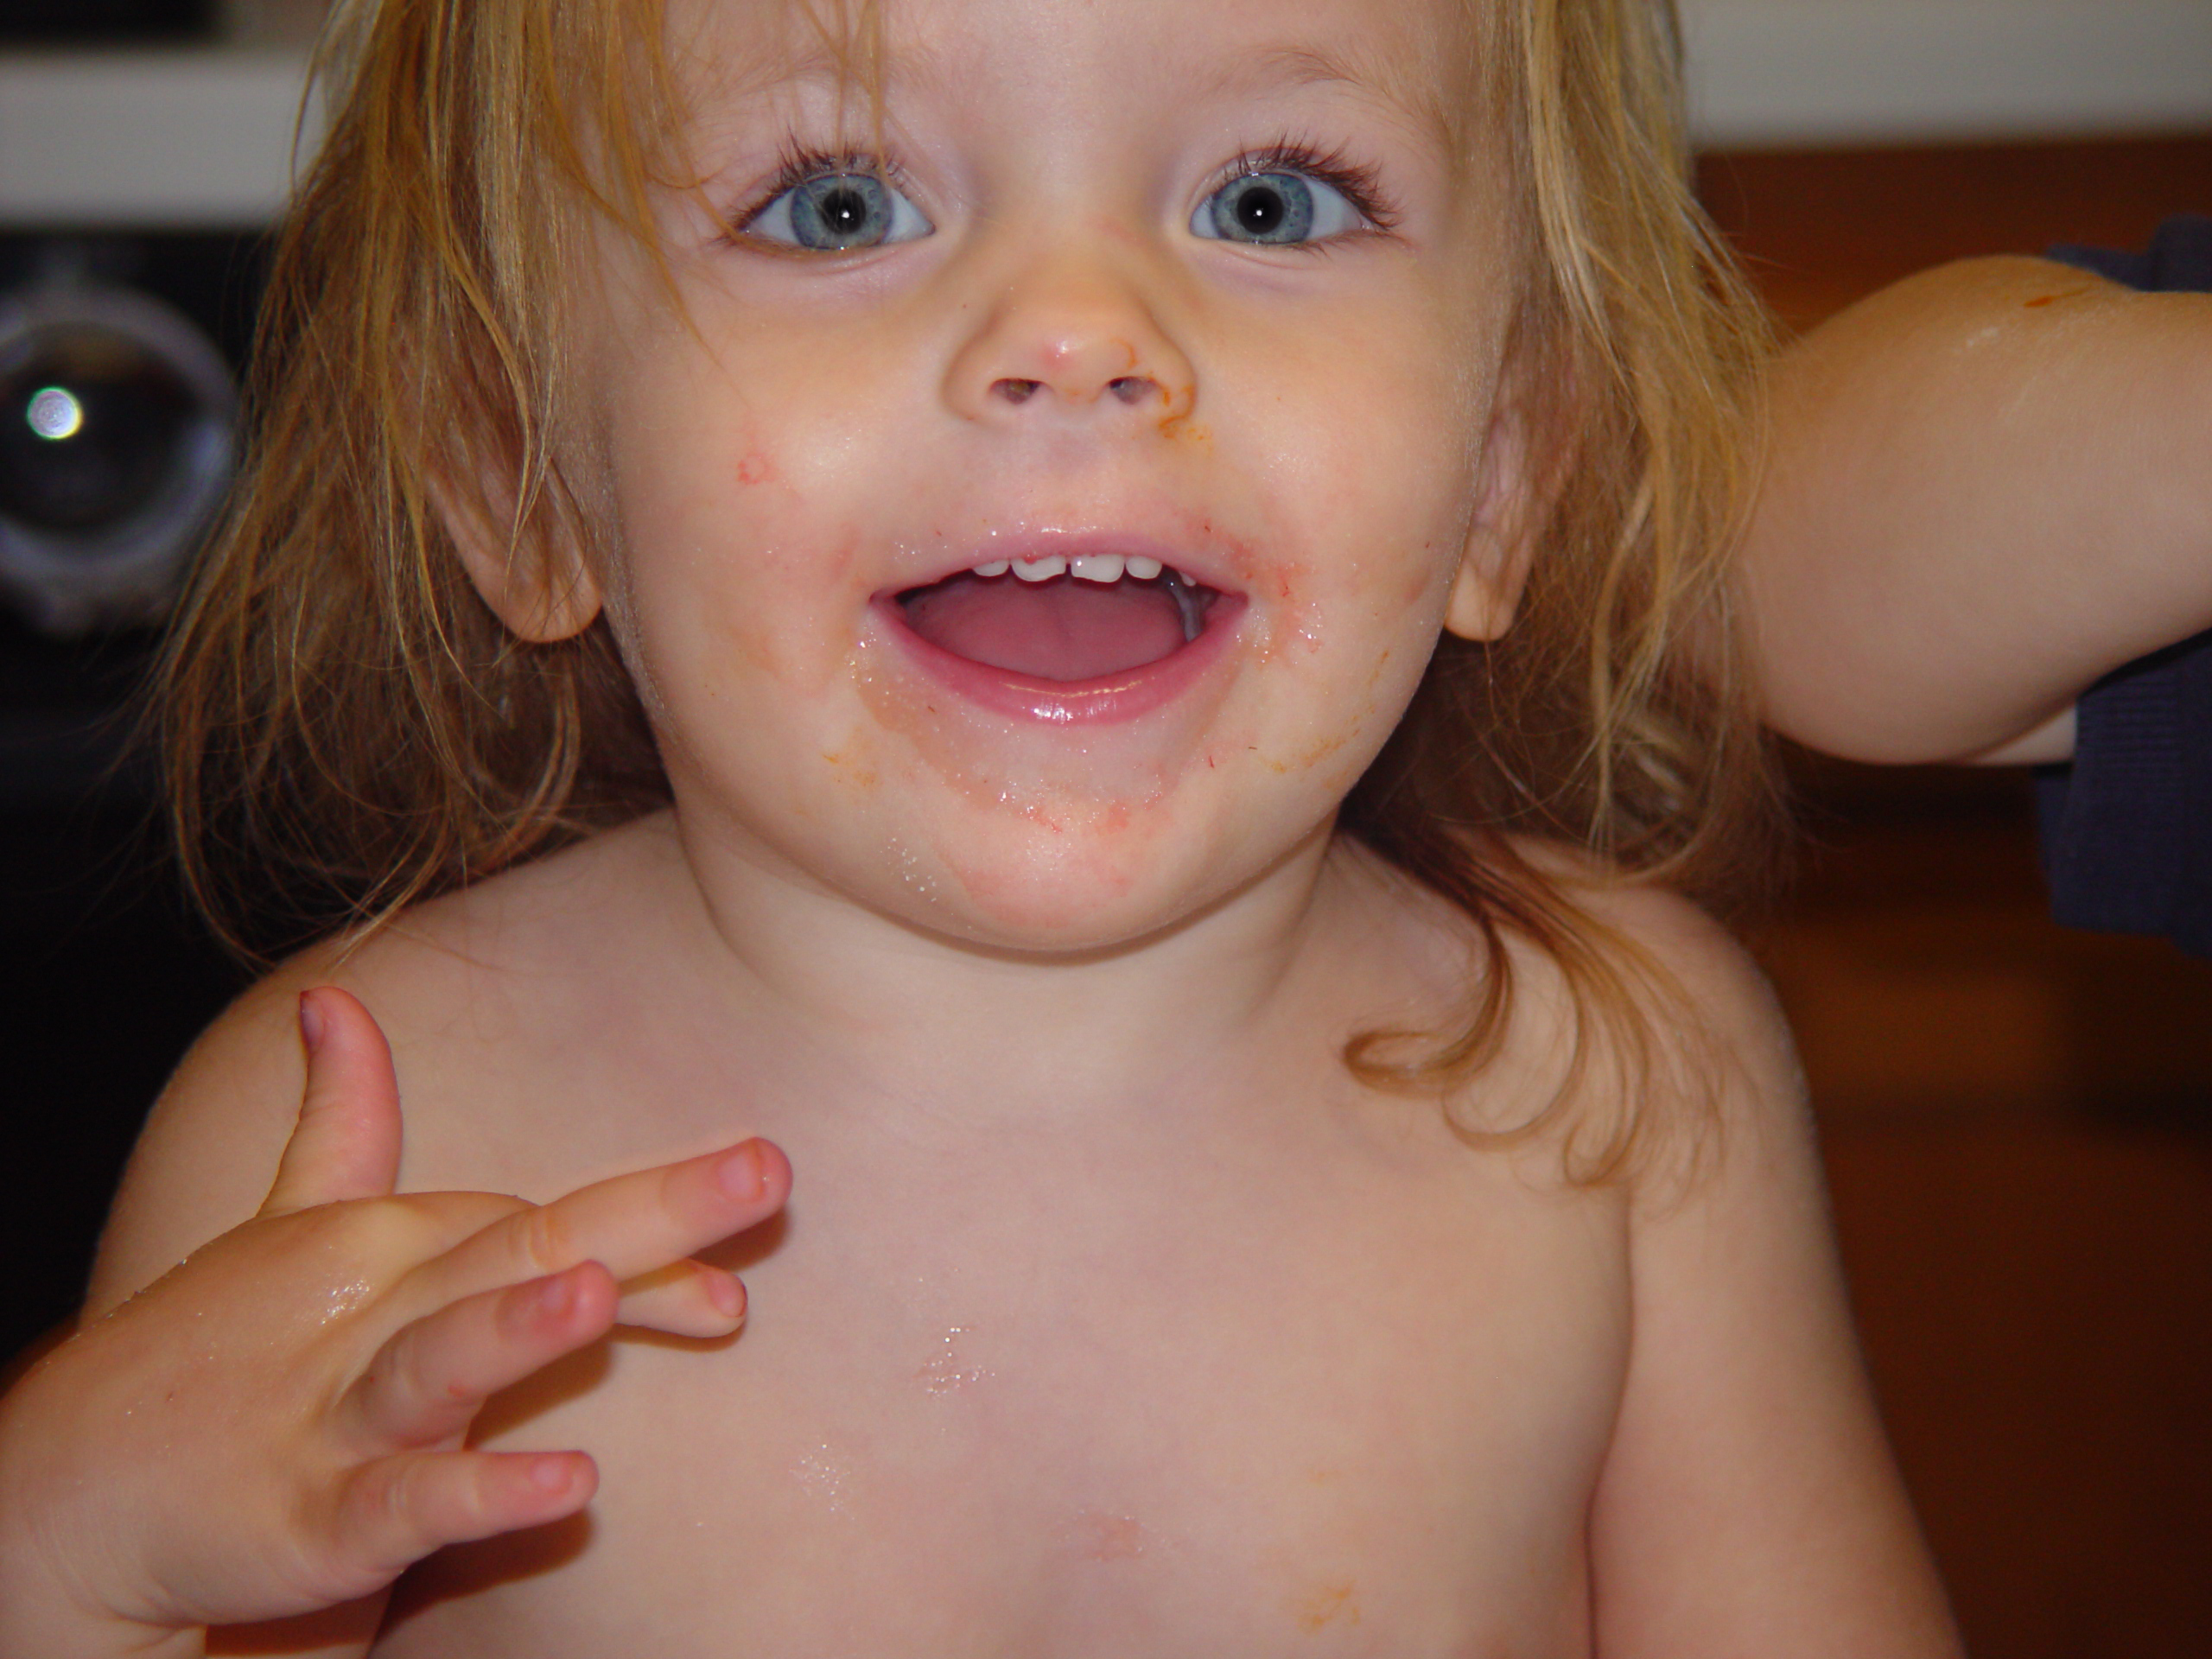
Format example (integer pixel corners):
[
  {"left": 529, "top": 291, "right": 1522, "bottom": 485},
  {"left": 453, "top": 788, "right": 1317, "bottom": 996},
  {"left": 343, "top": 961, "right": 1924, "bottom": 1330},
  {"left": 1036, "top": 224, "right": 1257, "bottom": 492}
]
[
  {"left": 610, "top": 416, "right": 866, "bottom": 704},
  {"left": 1225, "top": 387, "right": 1474, "bottom": 779}
]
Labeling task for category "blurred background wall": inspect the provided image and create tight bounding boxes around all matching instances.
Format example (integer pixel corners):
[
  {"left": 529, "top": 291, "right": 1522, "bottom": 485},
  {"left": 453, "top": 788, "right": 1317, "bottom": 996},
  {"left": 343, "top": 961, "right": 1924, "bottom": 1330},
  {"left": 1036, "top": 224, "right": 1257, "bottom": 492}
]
[
  {"left": 1, "top": 3, "right": 2208, "bottom": 1653},
  {"left": 1683, "top": 0, "right": 2212, "bottom": 145}
]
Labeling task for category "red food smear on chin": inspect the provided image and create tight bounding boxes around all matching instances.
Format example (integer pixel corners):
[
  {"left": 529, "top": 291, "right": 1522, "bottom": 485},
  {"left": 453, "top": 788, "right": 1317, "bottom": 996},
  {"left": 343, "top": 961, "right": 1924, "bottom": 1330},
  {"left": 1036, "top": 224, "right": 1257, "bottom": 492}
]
[{"left": 899, "top": 573, "right": 1190, "bottom": 681}]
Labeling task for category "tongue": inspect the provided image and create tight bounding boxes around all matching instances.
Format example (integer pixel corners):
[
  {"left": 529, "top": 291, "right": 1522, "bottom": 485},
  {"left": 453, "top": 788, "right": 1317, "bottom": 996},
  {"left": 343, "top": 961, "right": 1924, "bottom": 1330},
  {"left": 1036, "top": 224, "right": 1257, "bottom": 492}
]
[{"left": 900, "top": 573, "right": 1191, "bottom": 681}]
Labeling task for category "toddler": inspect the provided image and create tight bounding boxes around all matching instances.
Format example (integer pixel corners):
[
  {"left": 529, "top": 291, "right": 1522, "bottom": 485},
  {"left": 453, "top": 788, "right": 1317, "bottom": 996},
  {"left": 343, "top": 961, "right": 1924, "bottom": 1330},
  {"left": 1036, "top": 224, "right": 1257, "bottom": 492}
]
[{"left": 0, "top": 0, "right": 1962, "bottom": 1653}]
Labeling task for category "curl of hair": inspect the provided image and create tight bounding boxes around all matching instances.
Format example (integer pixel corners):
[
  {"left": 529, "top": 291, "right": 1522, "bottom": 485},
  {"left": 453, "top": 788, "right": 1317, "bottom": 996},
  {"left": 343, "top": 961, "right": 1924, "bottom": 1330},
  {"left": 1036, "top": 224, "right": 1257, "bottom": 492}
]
[{"left": 1340, "top": 0, "right": 1778, "bottom": 1183}]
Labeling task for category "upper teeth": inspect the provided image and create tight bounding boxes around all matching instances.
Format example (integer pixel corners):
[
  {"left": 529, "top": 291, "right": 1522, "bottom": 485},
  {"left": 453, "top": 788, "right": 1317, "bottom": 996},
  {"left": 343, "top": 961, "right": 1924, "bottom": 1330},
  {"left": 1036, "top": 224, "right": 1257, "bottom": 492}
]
[{"left": 976, "top": 553, "right": 1179, "bottom": 585}]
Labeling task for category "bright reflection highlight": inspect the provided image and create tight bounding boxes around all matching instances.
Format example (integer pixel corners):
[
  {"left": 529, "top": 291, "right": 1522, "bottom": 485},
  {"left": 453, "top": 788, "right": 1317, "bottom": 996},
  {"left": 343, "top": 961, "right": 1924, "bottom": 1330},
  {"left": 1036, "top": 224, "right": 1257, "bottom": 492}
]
[{"left": 27, "top": 386, "right": 83, "bottom": 442}]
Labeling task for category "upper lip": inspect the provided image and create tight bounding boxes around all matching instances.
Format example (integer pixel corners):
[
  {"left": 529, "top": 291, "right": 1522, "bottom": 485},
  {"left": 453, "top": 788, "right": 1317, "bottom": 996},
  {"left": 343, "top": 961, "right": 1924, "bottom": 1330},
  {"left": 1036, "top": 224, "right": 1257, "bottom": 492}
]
[{"left": 881, "top": 529, "right": 1246, "bottom": 598}]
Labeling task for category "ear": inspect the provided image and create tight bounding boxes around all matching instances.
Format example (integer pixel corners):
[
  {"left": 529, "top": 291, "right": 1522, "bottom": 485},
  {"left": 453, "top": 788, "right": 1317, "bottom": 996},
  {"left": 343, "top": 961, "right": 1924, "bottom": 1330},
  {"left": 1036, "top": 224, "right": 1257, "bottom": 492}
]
[
  {"left": 432, "top": 454, "right": 604, "bottom": 645},
  {"left": 1444, "top": 330, "right": 1568, "bottom": 644}
]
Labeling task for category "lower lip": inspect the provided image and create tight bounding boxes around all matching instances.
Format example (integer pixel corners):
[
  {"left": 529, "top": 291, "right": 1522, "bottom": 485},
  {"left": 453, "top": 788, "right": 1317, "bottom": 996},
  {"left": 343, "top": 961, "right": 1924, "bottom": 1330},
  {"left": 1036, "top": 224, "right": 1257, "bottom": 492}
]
[{"left": 870, "top": 592, "right": 1248, "bottom": 726}]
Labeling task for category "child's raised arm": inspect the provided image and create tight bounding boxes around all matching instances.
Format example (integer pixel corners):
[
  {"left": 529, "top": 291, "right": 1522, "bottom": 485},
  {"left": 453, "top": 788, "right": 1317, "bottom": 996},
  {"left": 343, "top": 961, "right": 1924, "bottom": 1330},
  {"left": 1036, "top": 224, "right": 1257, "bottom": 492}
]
[
  {"left": 0, "top": 989, "right": 789, "bottom": 1659},
  {"left": 1739, "top": 252, "right": 2212, "bottom": 765}
]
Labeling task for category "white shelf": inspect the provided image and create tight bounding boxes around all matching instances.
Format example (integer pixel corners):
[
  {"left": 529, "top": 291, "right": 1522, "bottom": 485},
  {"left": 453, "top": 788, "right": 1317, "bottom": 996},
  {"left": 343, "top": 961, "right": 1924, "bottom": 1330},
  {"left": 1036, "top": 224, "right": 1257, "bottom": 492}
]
[
  {"left": 0, "top": 9, "right": 2206, "bottom": 226},
  {"left": 1682, "top": 0, "right": 2212, "bottom": 149},
  {"left": 0, "top": 48, "right": 315, "bottom": 228}
]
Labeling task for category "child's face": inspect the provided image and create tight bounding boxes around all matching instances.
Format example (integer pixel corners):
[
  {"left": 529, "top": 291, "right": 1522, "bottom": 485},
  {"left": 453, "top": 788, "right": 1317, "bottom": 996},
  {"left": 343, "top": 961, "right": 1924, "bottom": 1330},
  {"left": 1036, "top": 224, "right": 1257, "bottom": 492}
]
[{"left": 526, "top": 0, "right": 1532, "bottom": 948}]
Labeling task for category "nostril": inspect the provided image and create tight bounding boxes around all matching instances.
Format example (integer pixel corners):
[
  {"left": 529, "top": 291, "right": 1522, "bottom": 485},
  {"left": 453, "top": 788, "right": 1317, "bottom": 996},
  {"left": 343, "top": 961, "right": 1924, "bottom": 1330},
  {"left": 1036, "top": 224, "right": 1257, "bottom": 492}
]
[
  {"left": 1108, "top": 377, "right": 1156, "bottom": 406},
  {"left": 993, "top": 378, "right": 1045, "bottom": 404}
]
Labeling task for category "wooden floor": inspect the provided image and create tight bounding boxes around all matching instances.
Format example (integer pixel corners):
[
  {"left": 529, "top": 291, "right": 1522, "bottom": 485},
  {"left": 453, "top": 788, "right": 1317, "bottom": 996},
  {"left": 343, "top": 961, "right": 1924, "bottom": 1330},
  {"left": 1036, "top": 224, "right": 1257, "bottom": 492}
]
[{"left": 1697, "top": 137, "right": 2212, "bottom": 1659}]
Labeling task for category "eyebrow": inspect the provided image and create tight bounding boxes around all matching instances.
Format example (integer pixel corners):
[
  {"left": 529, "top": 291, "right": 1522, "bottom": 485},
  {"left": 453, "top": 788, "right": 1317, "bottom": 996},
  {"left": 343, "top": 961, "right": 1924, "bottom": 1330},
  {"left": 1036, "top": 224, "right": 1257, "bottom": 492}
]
[
  {"left": 1197, "top": 41, "right": 1463, "bottom": 158},
  {"left": 701, "top": 29, "right": 1465, "bottom": 161}
]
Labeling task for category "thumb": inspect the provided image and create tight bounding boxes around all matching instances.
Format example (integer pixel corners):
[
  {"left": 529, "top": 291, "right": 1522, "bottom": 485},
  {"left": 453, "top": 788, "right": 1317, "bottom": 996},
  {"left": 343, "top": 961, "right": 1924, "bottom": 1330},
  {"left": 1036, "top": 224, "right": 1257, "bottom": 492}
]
[{"left": 261, "top": 986, "right": 404, "bottom": 1216}]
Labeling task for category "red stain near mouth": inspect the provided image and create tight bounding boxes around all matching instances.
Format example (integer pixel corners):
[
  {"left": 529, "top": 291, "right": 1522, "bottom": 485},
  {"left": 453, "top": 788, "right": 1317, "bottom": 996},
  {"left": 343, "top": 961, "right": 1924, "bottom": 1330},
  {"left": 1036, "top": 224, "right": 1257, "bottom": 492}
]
[{"left": 1156, "top": 380, "right": 1203, "bottom": 442}]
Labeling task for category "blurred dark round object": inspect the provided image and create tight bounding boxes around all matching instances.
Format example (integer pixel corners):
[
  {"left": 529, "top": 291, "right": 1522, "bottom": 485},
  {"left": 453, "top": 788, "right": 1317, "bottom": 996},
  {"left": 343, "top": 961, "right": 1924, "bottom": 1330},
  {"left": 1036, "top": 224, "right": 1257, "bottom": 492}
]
[
  {"left": 0, "top": 324, "right": 199, "bottom": 531},
  {"left": 0, "top": 285, "right": 234, "bottom": 635}
]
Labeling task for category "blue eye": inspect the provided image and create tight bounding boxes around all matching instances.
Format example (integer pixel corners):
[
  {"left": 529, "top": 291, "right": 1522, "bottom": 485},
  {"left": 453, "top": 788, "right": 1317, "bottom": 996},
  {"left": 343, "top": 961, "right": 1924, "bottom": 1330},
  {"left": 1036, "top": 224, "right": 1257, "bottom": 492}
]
[
  {"left": 745, "top": 170, "right": 933, "bottom": 251},
  {"left": 1192, "top": 171, "right": 1365, "bottom": 246}
]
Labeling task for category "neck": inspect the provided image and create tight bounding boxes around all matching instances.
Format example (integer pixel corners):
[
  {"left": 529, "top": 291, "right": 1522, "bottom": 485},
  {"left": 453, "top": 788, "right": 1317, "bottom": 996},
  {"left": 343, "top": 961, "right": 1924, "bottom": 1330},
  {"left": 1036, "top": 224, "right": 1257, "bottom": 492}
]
[{"left": 646, "top": 810, "right": 1356, "bottom": 1123}]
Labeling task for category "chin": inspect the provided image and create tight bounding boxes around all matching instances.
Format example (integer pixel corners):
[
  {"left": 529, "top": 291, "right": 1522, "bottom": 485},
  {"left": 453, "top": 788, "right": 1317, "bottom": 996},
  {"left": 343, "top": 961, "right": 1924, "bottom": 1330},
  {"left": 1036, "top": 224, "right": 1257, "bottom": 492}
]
[{"left": 879, "top": 807, "right": 1247, "bottom": 957}]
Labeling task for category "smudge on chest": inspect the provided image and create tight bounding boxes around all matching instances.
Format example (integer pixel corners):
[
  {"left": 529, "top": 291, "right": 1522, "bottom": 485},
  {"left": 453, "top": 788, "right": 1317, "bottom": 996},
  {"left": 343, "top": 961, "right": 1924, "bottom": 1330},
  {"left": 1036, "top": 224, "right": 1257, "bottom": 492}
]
[
  {"left": 1292, "top": 1579, "right": 1361, "bottom": 1632},
  {"left": 791, "top": 1443, "right": 854, "bottom": 1516},
  {"left": 917, "top": 1325, "right": 991, "bottom": 1395},
  {"left": 1063, "top": 1510, "right": 1151, "bottom": 1562}
]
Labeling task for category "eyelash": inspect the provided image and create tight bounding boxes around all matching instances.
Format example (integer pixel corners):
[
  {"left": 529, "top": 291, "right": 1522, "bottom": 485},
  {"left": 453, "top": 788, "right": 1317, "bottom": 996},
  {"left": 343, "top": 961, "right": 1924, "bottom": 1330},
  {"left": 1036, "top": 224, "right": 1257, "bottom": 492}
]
[
  {"left": 730, "top": 140, "right": 918, "bottom": 240},
  {"left": 1214, "top": 137, "right": 1402, "bottom": 240},
  {"left": 728, "top": 134, "right": 1402, "bottom": 244}
]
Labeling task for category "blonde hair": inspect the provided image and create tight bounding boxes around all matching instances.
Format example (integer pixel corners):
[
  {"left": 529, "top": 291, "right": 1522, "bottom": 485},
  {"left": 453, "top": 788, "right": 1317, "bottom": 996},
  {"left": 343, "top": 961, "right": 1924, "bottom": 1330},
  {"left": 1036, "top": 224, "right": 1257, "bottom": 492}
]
[
  {"left": 160, "top": 0, "right": 1775, "bottom": 1180},
  {"left": 1340, "top": 0, "right": 1776, "bottom": 1179}
]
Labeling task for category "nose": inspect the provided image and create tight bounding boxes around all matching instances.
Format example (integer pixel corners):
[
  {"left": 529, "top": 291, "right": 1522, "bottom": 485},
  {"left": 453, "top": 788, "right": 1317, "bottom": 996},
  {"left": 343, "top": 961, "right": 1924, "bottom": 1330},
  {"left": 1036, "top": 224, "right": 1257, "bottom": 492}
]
[{"left": 944, "top": 255, "right": 1197, "bottom": 427}]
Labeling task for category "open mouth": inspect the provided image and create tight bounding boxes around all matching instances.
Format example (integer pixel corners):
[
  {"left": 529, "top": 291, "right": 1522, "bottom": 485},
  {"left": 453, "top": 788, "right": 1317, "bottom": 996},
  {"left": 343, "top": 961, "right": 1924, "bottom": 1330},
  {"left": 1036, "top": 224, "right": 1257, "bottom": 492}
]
[{"left": 896, "top": 555, "right": 1226, "bottom": 683}]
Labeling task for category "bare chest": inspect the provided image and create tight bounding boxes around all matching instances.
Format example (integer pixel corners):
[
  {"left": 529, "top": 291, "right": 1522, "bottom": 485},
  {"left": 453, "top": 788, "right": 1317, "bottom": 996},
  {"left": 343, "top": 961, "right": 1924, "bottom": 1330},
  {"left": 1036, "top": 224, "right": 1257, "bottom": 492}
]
[{"left": 376, "top": 1116, "right": 1630, "bottom": 1659}]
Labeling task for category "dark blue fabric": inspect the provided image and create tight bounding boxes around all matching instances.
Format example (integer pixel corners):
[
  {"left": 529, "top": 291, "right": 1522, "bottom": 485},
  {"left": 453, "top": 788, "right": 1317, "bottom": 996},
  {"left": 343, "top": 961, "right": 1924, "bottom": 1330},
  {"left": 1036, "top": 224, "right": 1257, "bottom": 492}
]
[
  {"left": 2033, "top": 215, "right": 2212, "bottom": 956},
  {"left": 2048, "top": 213, "right": 2212, "bottom": 296},
  {"left": 2036, "top": 629, "right": 2212, "bottom": 956}
]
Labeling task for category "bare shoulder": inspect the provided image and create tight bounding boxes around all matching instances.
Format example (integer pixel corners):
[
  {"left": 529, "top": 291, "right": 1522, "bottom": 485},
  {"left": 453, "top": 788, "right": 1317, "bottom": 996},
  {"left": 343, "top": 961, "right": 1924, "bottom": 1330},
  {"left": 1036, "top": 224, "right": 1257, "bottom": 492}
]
[
  {"left": 86, "top": 818, "right": 678, "bottom": 1317},
  {"left": 1554, "top": 862, "right": 1804, "bottom": 1125},
  {"left": 1551, "top": 859, "right": 1962, "bottom": 1651},
  {"left": 1395, "top": 836, "right": 1802, "bottom": 1193}
]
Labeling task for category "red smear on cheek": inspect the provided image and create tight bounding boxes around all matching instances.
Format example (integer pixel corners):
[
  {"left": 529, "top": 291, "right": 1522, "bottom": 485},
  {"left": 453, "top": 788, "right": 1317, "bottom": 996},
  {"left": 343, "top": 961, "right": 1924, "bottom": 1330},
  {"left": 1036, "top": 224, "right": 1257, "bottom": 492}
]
[
  {"left": 818, "top": 742, "right": 880, "bottom": 792},
  {"left": 1252, "top": 559, "right": 1315, "bottom": 668},
  {"left": 707, "top": 524, "right": 860, "bottom": 702},
  {"left": 1259, "top": 728, "right": 1350, "bottom": 774}
]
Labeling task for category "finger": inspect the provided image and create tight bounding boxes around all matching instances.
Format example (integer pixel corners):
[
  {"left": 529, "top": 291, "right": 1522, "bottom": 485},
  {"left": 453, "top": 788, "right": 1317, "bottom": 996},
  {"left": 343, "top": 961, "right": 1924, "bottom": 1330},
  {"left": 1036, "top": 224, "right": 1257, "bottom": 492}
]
[
  {"left": 262, "top": 987, "right": 404, "bottom": 1217},
  {"left": 613, "top": 1258, "right": 747, "bottom": 1338},
  {"left": 410, "top": 1137, "right": 789, "bottom": 1310},
  {"left": 347, "top": 1263, "right": 623, "bottom": 1451},
  {"left": 328, "top": 1447, "right": 597, "bottom": 1582}
]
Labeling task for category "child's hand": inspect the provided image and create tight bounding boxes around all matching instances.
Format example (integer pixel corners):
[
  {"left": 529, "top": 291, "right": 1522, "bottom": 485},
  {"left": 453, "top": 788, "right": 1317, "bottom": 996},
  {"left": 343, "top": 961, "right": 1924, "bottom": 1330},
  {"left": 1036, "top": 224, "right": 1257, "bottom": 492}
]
[{"left": 0, "top": 987, "right": 791, "bottom": 1658}]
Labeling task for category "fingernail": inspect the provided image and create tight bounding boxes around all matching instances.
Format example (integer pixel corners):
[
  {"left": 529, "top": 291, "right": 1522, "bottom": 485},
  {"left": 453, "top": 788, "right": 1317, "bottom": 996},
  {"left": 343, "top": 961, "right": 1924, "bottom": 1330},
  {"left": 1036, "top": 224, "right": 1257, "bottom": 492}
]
[
  {"left": 527, "top": 1455, "right": 575, "bottom": 1494},
  {"left": 537, "top": 1268, "right": 579, "bottom": 1319},
  {"left": 297, "top": 992, "right": 327, "bottom": 1054},
  {"left": 707, "top": 1269, "right": 745, "bottom": 1321},
  {"left": 716, "top": 1141, "right": 766, "bottom": 1204}
]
